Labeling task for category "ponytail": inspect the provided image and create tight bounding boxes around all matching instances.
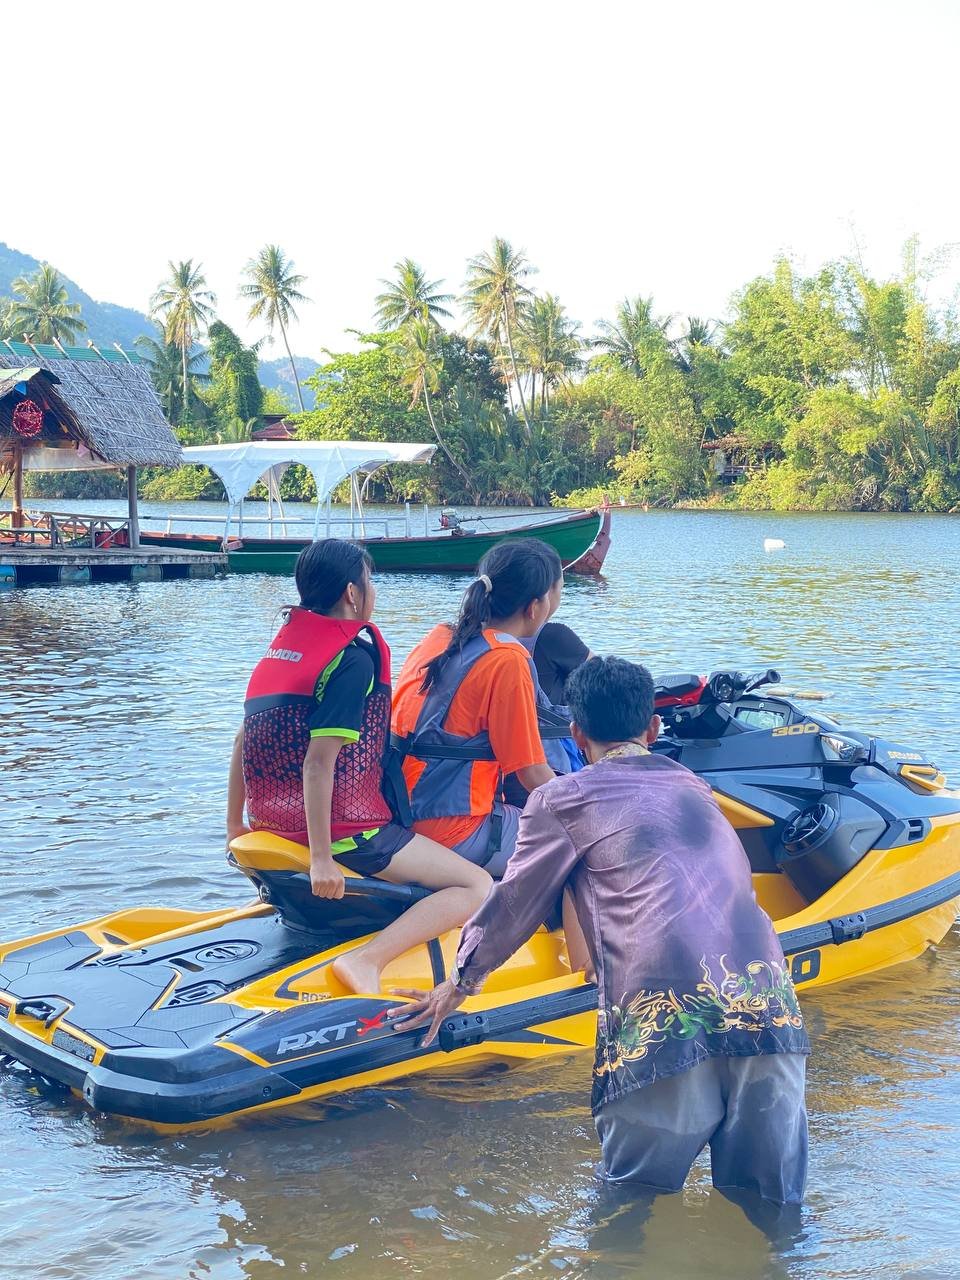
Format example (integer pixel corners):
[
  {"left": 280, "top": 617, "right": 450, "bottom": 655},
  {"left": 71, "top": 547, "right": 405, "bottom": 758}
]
[{"left": 420, "top": 538, "right": 562, "bottom": 691}]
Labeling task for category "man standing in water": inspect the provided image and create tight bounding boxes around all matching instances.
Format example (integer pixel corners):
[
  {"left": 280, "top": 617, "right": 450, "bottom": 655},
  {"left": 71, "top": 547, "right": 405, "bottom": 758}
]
[{"left": 390, "top": 656, "right": 810, "bottom": 1203}]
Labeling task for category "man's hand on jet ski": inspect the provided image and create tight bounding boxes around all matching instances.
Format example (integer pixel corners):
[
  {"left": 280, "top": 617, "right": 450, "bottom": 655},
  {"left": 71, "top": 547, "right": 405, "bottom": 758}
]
[
  {"left": 387, "top": 979, "right": 466, "bottom": 1048},
  {"left": 310, "top": 853, "right": 346, "bottom": 899}
]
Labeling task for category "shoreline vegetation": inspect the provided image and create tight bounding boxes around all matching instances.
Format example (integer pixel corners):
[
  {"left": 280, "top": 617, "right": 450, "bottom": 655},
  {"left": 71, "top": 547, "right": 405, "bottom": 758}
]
[{"left": 5, "top": 237, "right": 960, "bottom": 515}]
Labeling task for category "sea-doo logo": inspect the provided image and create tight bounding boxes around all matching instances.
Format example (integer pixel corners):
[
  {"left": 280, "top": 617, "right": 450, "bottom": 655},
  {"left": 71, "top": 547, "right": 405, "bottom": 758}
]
[
  {"left": 265, "top": 647, "right": 303, "bottom": 663},
  {"left": 276, "top": 1021, "right": 357, "bottom": 1055},
  {"left": 886, "top": 750, "right": 923, "bottom": 762}
]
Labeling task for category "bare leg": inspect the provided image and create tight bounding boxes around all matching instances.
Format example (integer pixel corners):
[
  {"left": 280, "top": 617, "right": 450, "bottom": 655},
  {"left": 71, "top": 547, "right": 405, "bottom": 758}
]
[
  {"left": 563, "top": 889, "right": 593, "bottom": 980},
  {"left": 331, "top": 835, "right": 491, "bottom": 994}
]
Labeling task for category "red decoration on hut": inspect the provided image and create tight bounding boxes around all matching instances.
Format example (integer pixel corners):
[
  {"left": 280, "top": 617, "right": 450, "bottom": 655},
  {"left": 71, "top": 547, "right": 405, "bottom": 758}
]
[{"left": 12, "top": 399, "right": 43, "bottom": 439}]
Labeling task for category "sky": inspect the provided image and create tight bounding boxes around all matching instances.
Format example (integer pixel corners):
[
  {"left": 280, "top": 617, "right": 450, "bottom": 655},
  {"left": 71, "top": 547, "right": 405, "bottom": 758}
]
[{"left": 6, "top": 0, "right": 960, "bottom": 356}]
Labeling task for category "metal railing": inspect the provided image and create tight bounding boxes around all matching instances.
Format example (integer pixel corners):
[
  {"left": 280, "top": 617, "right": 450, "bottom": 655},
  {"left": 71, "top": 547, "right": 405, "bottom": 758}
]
[
  {"left": 0, "top": 509, "right": 131, "bottom": 549},
  {"left": 159, "top": 502, "right": 431, "bottom": 542}
]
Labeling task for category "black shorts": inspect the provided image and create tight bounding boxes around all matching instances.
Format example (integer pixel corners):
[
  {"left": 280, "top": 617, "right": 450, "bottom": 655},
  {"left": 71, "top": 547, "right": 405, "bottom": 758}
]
[{"left": 332, "top": 822, "right": 415, "bottom": 877}]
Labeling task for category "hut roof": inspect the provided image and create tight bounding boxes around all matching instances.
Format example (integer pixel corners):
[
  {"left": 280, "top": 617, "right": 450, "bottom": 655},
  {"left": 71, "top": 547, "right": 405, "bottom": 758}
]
[{"left": 0, "top": 343, "right": 181, "bottom": 468}]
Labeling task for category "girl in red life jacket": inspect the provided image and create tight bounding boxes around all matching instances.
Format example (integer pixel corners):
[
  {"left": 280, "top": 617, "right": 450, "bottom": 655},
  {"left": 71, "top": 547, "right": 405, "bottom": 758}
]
[{"left": 227, "top": 538, "right": 491, "bottom": 996}]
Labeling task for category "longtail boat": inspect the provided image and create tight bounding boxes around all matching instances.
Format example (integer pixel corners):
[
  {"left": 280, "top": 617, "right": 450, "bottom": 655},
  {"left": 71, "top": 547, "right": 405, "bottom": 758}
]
[{"left": 140, "top": 441, "right": 612, "bottom": 575}]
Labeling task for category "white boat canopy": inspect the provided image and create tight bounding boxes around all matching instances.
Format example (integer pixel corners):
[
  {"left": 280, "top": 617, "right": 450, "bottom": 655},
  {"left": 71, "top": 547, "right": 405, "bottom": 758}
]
[{"left": 180, "top": 441, "right": 436, "bottom": 508}]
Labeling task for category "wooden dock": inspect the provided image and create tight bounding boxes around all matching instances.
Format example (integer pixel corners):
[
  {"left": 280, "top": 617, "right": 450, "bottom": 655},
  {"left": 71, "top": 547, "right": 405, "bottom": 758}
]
[
  {"left": 0, "top": 544, "right": 226, "bottom": 587},
  {"left": 0, "top": 509, "right": 226, "bottom": 586}
]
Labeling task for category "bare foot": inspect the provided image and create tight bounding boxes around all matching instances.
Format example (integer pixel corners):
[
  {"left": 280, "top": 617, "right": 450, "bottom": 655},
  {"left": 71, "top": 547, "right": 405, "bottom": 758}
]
[{"left": 332, "top": 949, "right": 382, "bottom": 995}]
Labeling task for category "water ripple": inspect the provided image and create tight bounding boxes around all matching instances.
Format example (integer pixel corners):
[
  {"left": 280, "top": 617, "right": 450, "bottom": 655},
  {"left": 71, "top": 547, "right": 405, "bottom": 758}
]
[{"left": 1, "top": 504, "right": 959, "bottom": 1279}]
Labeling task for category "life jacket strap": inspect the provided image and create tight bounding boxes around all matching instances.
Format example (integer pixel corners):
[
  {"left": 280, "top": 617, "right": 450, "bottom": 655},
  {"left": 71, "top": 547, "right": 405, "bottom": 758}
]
[{"left": 390, "top": 731, "right": 497, "bottom": 761}]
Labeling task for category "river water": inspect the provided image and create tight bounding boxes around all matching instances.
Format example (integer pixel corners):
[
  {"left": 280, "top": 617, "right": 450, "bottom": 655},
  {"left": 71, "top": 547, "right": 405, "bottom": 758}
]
[{"left": 1, "top": 504, "right": 958, "bottom": 1280}]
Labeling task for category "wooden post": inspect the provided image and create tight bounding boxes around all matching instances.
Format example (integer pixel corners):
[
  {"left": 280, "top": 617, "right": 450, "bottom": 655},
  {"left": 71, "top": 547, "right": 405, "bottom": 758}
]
[
  {"left": 126, "top": 465, "right": 140, "bottom": 548},
  {"left": 12, "top": 442, "right": 24, "bottom": 530}
]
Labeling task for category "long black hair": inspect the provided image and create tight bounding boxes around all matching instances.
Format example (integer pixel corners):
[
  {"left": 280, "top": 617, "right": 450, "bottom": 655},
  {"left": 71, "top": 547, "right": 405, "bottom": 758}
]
[
  {"left": 294, "top": 538, "right": 373, "bottom": 615},
  {"left": 420, "top": 538, "right": 562, "bottom": 691}
]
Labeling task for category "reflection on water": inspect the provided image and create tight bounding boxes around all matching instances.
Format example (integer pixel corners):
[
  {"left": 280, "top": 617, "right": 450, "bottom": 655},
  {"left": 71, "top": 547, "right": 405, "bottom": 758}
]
[{"left": 1, "top": 506, "right": 959, "bottom": 1279}]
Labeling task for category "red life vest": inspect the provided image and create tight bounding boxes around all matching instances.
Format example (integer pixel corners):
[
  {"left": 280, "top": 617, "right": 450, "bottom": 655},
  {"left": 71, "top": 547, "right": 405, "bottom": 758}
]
[{"left": 242, "top": 608, "right": 394, "bottom": 844}]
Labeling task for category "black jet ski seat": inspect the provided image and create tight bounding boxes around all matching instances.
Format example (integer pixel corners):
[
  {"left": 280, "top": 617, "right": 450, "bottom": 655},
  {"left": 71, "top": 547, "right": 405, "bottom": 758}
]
[{"left": 228, "top": 832, "right": 431, "bottom": 933}]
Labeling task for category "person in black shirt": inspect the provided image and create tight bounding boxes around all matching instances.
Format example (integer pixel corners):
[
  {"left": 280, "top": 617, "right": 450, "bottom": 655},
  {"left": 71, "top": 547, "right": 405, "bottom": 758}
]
[{"left": 533, "top": 622, "right": 592, "bottom": 703}]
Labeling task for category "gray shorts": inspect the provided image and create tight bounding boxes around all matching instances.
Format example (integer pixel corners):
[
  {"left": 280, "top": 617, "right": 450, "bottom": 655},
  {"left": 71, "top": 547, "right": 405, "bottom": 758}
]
[
  {"left": 595, "top": 1053, "right": 808, "bottom": 1204},
  {"left": 452, "top": 803, "right": 522, "bottom": 878}
]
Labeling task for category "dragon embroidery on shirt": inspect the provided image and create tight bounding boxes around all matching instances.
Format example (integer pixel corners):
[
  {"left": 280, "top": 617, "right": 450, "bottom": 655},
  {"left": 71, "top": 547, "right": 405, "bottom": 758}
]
[{"left": 596, "top": 955, "right": 804, "bottom": 1077}]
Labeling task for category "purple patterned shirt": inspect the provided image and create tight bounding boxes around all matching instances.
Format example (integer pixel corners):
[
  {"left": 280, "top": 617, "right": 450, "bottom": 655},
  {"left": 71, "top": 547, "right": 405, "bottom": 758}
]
[{"left": 455, "top": 751, "right": 809, "bottom": 1111}]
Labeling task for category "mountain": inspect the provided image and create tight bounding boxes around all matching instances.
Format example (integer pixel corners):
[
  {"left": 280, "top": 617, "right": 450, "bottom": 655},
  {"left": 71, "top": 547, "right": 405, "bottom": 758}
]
[
  {"left": 258, "top": 354, "right": 321, "bottom": 409},
  {"left": 0, "top": 242, "right": 318, "bottom": 407},
  {"left": 0, "top": 241, "right": 152, "bottom": 351}
]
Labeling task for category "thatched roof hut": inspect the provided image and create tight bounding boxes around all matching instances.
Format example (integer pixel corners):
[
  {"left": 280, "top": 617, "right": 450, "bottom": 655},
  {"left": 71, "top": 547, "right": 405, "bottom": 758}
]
[
  {"left": 0, "top": 341, "right": 181, "bottom": 546},
  {"left": 0, "top": 341, "right": 180, "bottom": 468}
]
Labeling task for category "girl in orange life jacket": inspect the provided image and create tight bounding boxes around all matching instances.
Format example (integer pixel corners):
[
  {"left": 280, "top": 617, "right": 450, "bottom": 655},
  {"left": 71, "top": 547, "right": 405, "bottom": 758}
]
[
  {"left": 226, "top": 538, "right": 491, "bottom": 996},
  {"left": 392, "top": 539, "right": 590, "bottom": 972},
  {"left": 392, "top": 540, "right": 562, "bottom": 871}
]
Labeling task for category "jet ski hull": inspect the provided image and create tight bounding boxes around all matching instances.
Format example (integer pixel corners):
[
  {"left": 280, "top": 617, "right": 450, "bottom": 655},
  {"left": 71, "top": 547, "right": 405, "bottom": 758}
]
[{"left": 2, "top": 816, "right": 958, "bottom": 1128}]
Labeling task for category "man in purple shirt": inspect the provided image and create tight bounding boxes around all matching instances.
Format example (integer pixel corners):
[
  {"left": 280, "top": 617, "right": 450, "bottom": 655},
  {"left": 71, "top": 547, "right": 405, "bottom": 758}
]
[{"left": 390, "top": 656, "right": 809, "bottom": 1203}]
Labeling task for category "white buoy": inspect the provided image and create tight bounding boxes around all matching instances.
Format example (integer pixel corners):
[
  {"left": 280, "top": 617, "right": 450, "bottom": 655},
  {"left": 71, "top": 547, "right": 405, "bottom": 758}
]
[{"left": 763, "top": 538, "right": 786, "bottom": 552}]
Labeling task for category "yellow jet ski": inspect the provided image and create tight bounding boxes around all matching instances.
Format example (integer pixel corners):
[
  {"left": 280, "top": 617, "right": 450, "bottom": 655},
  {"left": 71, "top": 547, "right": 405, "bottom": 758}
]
[{"left": 1, "top": 669, "right": 958, "bottom": 1128}]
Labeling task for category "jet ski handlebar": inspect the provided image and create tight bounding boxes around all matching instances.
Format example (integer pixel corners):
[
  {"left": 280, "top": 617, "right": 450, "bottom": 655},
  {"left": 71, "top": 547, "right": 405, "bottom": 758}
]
[
  {"left": 654, "top": 668, "right": 781, "bottom": 710},
  {"left": 705, "top": 668, "right": 781, "bottom": 704},
  {"left": 341, "top": 876, "right": 433, "bottom": 905}
]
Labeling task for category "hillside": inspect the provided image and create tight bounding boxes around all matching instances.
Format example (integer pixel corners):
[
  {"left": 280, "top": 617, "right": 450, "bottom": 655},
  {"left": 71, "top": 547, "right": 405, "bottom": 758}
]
[
  {"left": 0, "top": 242, "right": 151, "bottom": 351},
  {"left": 0, "top": 241, "right": 318, "bottom": 406},
  {"left": 257, "top": 354, "right": 320, "bottom": 408}
]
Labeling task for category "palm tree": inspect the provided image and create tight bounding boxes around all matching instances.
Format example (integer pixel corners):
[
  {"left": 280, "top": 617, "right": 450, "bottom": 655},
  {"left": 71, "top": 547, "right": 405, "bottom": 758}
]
[
  {"left": 593, "top": 296, "right": 669, "bottom": 375},
  {"left": 374, "top": 258, "right": 453, "bottom": 330},
  {"left": 519, "top": 294, "right": 582, "bottom": 415},
  {"left": 215, "top": 416, "right": 259, "bottom": 444},
  {"left": 150, "top": 261, "right": 216, "bottom": 422},
  {"left": 395, "top": 321, "right": 473, "bottom": 491},
  {"left": 7, "top": 264, "right": 86, "bottom": 344},
  {"left": 462, "top": 237, "right": 536, "bottom": 435},
  {"left": 674, "top": 316, "right": 718, "bottom": 373},
  {"left": 135, "top": 327, "right": 208, "bottom": 425},
  {"left": 240, "top": 245, "right": 309, "bottom": 411}
]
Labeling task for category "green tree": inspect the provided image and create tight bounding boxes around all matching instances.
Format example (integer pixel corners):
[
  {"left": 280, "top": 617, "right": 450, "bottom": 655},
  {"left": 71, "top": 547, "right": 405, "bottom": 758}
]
[
  {"left": 150, "top": 260, "right": 216, "bottom": 423},
  {"left": 135, "top": 326, "right": 208, "bottom": 429},
  {"left": 462, "top": 237, "right": 536, "bottom": 435},
  {"left": 613, "top": 344, "right": 706, "bottom": 504},
  {"left": 592, "top": 296, "right": 668, "bottom": 375},
  {"left": 205, "top": 321, "right": 264, "bottom": 435},
  {"left": 839, "top": 267, "right": 907, "bottom": 394},
  {"left": 724, "top": 260, "right": 854, "bottom": 448},
  {"left": 7, "top": 264, "right": 86, "bottom": 344},
  {"left": 261, "top": 385, "right": 294, "bottom": 415},
  {"left": 300, "top": 334, "right": 425, "bottom": 444},
  {"left": 374, "top": 258, "right": 453, "bottom": 330},
  {"left": 435, "top": 332, "right": 506, "bottom": 406},
  {"left": 673, "top": 316, "right": 718, "bottom": 372},
  {"left": 241, "top": 245, "right": 309, "bottom": 411},
  {"left": 519, "top": 294, "right": 582, "bottom": 415},
  {"left": 395, "top": 320, "right": 474, "bottom": 491}
]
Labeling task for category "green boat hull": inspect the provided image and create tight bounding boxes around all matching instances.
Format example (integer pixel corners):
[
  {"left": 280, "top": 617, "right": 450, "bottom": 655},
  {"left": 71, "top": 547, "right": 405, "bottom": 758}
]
[{"left": 141, "top": 509, "right": 610, "bottom": 576}]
